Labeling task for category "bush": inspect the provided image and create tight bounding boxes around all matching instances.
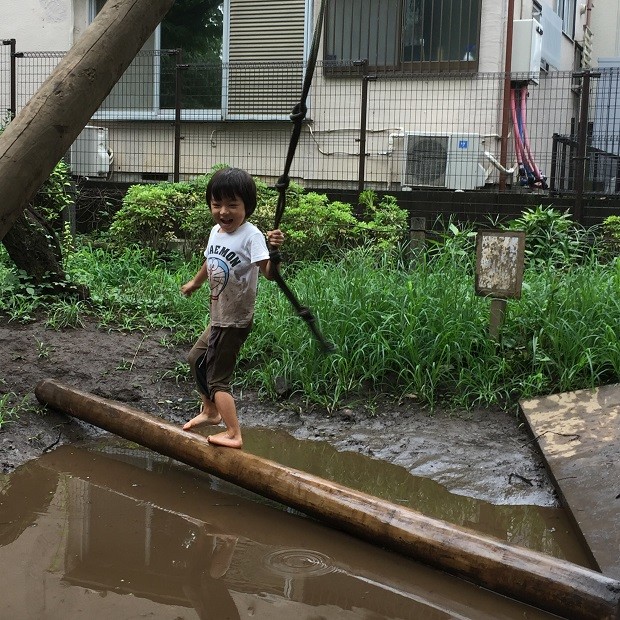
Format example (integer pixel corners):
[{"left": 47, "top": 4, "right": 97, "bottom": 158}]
[
  {"left": 107, "top": 167, "right": 409, "bottom": 260},
  {"left": 108, "top": 182, "right": 204, "bottom": 252},
  {"left": 504, "top": 205, "right": 591, "bottom": 268},
  {"left": 356, "top": 189, "right": 409, "bottom": 253}
]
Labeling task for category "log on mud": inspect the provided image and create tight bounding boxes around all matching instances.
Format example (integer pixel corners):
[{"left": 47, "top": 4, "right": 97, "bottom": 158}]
[{"left": 35, "top": 378, "right": 620, "bottom": 620}]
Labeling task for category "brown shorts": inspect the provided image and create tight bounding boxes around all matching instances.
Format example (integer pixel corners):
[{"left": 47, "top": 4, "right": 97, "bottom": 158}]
[{"left": 187, "top": 323, "right": 252, "bottom": 400}]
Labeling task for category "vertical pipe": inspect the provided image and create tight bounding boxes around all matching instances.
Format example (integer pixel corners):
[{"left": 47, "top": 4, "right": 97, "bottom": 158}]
[{"left": 499, "top": 0, "right": 515, "bottom": 191}]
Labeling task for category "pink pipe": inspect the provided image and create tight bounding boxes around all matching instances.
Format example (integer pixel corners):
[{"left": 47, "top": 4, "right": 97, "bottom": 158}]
[
  {"left": 519, "top": 86, "right": 544, "bottom": 182},
  {"left": 510, "top": 88, "right": 524, "bottom": 166}
]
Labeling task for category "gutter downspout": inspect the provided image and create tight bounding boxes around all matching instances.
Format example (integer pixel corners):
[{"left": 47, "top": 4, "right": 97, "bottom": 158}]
[{"left": 499, "top": 0, "right": 515, "bottom": 191}]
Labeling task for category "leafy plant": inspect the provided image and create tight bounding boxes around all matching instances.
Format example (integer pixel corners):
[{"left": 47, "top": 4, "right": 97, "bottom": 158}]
[
  {"left": 504, "top": 205, "right": 590, "bottom": 268},
  {"left": 0, "top": 392, "right": 27, "bottom": 429},
  {"left": 357, "top": 189, "right": 409, "bottom": 252},
  {"left": 32, "top": 160, "right": 74, "bottom": 226},
  {"left": 108, "top": 182, "right": 204, "bottom": 252}
]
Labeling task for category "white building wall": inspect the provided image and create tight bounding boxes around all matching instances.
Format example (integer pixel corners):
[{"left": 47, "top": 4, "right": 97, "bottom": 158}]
[
  {"left": 0, "top": 0, "right": 74, "bottom": 50},
  {"left": 589, "top": 0, "right": 620, "bottom": 62}
]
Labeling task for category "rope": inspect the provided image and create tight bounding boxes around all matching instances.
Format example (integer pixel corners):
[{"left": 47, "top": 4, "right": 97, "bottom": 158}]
[{"left": 270, "top": 0, "right": 334, "bottom": 353}]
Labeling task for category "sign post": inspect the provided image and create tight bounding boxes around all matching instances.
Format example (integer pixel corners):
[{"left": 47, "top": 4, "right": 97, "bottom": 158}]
[{"left": 475, "top": 231, "right": 526, "bottom": 339}]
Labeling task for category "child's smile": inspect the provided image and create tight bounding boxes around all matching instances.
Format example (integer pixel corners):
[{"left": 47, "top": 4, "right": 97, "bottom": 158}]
[{"left": 211, "top": 196, "right": 246, "bottom": 233}]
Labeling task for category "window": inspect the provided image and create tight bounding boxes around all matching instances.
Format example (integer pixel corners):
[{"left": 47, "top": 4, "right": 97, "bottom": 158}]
[
  {"left": 556, "top": 0, "right": 576, "bottom": 39},
  {"left": 92, "top": 0, "right": 224, "bottom": 117},
  {"left": 324, "top": 0, "right": 481, "bottom": 73}
]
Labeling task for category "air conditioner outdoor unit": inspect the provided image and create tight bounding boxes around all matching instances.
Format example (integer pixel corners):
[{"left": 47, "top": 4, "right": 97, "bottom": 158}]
[
  {"left": 69, "top": 126, "right": 112, "bottom": 178},
  {"left": 402, "top": 132, "right": 486, "bottom": 190}
]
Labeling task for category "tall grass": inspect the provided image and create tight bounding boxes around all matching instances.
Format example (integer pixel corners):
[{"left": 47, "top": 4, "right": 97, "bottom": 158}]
[{"left": 2, "top": 234, "right": 620, "bottom": 411}]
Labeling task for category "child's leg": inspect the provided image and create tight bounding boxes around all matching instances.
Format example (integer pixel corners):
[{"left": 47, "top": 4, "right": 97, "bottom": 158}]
[
  {"left": 184, "top": 326, "right": 223, "bottom": 429},
  {"left": 207, "top": 391, "right": 242, "bottom": 448},
  {"left": 202, "top": 324, "right": 251, "bottom": 448}
]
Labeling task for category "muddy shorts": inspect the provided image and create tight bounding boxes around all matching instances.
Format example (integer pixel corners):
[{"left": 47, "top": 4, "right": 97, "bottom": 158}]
[{"left": 187, "top": 323, "right": 252, "bottom": 400}]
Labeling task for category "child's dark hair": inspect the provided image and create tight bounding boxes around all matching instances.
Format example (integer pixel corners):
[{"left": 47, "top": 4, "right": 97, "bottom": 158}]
[{"left": 206, "top": 167, "right": 257, "bottom": 217}]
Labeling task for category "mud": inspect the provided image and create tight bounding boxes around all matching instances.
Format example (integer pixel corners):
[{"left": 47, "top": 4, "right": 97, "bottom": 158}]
[{"left": 0, "top": 316, "right": 556, "bottom": 507}]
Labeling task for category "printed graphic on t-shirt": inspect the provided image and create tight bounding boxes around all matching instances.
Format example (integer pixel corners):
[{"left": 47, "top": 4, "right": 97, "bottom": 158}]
[{"left": 207, "top": 256, "right": 229, "bottom": 300}]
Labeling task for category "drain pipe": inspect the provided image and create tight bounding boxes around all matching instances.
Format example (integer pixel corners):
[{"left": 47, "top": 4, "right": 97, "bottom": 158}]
[{"left": 499, "top": 0, "right": 515, "bottom": 191}]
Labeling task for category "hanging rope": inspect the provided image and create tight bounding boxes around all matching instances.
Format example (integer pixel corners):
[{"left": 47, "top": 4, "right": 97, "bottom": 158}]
[{"left": 270, "top": 0, "right": 334, "bottom": 353}]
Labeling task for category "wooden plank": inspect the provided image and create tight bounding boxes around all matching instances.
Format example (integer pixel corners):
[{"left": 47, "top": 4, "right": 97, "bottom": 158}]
[
  {"left": 35, "top": 378, "right": 620, "bottom": 620},
  {"left": 520, "top": 384, "right": 620, "bottom": 581}
]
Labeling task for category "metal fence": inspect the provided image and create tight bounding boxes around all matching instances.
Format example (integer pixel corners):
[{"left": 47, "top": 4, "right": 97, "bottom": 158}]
[{"left": 1, "top": 43, "right": 619, "bottom": 222}]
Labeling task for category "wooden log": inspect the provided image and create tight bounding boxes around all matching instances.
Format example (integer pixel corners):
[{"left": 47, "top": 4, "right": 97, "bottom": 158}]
[
  {"left": 35, "top": 378, "right": 620, "bottom": 620},
  {"left": 0, "top": 0, "right": 176, "bottom": 240}
]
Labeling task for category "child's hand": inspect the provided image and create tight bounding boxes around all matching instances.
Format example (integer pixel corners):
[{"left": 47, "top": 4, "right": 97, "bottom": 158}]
[
  {"left": 180, "top": 281, "right": 199, "bottom": 297},
  {"left": 267, "top": 229, "right": 284, "bottom": 248}
]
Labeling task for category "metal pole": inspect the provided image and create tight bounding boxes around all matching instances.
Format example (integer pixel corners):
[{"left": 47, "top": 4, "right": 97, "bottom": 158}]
[
  {"left": 355, "top": 60, "right": 375, "bottom": 194},
  {"left": 573, "top": 70, "right": 600, "bottom": 223},
  {"left": 1, "top": 39, "right": 16, "bottom": 119},
  {"left": 173, "top": 50, "right": 187, "bottom": 184}
]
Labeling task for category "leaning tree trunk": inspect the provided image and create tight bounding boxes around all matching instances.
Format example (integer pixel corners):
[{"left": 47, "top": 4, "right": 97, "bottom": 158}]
[{"left": 0, "top": 0, "right": 176, "bottom": 241}]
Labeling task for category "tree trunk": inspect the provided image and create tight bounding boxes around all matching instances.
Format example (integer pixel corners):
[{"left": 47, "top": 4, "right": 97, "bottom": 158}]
[
  {"left": 2, "top": 210, "right": 64, "bottom": 284},
  {"left": 2, "top": 209, "right": 88, "bottom": 298},
  {"left": 0, "top": 0, "right": 176, "bottom": 241}
]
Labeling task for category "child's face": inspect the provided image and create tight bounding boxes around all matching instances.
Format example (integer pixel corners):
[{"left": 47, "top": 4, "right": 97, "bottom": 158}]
[{"left": 210, "top": 194, "right": 246, "bottom": 234}]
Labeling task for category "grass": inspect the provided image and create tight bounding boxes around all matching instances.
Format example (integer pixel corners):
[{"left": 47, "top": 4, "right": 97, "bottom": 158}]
[
  {"left": 0, "top": 392, "right": 27, "bottom": 429},
  {"left": 2, "top": 230, "right": 620, "bottom": 413}
]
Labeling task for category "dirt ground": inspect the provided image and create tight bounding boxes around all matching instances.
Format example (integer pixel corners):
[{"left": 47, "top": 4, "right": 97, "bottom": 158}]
[{"left": 0, "top": 316, "right": 556, "bottom": 506}]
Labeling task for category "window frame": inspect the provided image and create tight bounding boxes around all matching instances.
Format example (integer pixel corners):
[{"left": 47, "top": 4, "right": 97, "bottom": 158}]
[
  {"left": 323, "top": 0, "right": 481, "bottom": 76},
  {"left": 556, "top": 0, "right": 576, "bottom": 39},
  {"left": 89, "top": 0, "right": 227, "bottom": 122}
]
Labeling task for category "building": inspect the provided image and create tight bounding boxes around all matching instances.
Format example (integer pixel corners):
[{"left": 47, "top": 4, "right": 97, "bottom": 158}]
[{"left": 1, "top": 1, "right": 618, "bottom": 194}]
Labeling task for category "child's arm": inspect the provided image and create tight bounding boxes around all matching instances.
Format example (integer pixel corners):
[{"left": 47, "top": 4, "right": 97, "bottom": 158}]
[
  {"left": 258, "top": 229, "right": 284, "bottom": 281},
  {"left": 181, "top": 261, "right": 208, "bottom": 297}
]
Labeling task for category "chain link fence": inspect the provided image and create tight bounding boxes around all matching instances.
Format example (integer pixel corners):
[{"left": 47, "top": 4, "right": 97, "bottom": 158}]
[{"left": 1, "top": 42, "right": 619, "bottom": 225}]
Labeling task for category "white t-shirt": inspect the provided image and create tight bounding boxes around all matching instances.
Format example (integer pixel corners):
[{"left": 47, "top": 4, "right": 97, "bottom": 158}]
[{"left": 203, "top": 221, "right": 270, "bottom": 327}]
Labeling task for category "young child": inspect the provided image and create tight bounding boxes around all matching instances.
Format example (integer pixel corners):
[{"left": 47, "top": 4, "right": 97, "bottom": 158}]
[{"left": 180, "top": 167, "right": 284, "bottom": 448}]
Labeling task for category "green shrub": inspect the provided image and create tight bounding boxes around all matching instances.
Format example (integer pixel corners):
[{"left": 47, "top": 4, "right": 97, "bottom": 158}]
[
  {"left": 108, "top": 182, "right": 204, "bottom": 252},
  {"left": 356, "top": 189, "right": 409, "bottom": 253},
  {"left": 107, "top": 167, "right": 408, "bottom": 262},
  {"left": 32, "top": 160, "right": 74, "bottom": 226},
  {"left": 504, "top": 205, "right": 589, "bottom": 268}
]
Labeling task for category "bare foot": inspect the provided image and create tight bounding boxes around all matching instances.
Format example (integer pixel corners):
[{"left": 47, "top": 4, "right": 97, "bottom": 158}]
[
  {"left": 183, "top": 407, "right": 222, "bottom": 431},
  {"left": 207, "top": 431, "right": 243, "bottom": 449}
]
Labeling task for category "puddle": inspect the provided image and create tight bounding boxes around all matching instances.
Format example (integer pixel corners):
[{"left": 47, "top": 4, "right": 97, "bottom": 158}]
[
  {"left": 0, "top": 428, "right": 592, "bottom": 619},
  {"left": 243, "top": 427, "right": 593, "bottom": 566}
]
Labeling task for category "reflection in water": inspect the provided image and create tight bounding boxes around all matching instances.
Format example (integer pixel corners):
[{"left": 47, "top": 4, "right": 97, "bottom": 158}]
[
  {"left": 0, "top": 441, "right": 571, "bottom": 619},
  {"left": 243, "top": 427, "right": 593, "bottom": 566}
]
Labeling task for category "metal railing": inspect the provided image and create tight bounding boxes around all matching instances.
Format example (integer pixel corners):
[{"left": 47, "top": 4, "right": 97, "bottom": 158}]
[{"left": 1, "top": 42, "right": 619, "bottom": 219}]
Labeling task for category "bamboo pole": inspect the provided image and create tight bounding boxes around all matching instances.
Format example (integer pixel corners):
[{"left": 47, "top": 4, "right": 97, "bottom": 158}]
[
  {"left": 35, "top": 378, "right": 620, "bottom": 620},
  {"left": 0, "top": 0, "right": 176, "bottom": 240}
]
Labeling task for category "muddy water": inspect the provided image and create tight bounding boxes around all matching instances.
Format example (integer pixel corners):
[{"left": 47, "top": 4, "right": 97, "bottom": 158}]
[{"left": 0, "top": 430, "right": 591, "bottom": 620}]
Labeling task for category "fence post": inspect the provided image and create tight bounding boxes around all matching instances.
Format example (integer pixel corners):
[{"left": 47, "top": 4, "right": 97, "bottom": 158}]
[
  {"left": 573, "top": 69, "right": 600, "bottom": 223},
  {"left": 549, "top": 133, "right": 559, "bottom": 193},
  {"left": 354, "top": 59, "right": 376, "bottom": 194},
  {"left": 173, "top": 50, "right": 187, "bottom": 183},
  {"left": 1, "top": 39, "right": 16, "bottom": 119}
]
